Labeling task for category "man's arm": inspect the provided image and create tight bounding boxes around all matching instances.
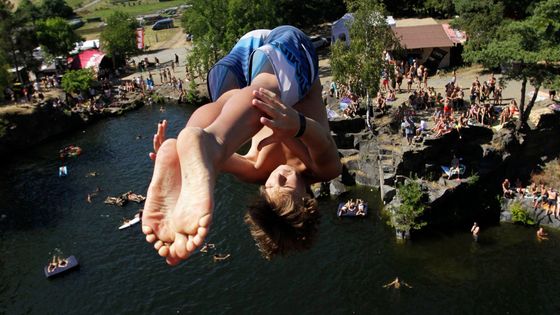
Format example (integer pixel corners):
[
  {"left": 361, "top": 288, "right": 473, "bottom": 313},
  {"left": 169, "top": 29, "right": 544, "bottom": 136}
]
[
  {"left": 296, "top": 116, "right": 342, "bottom": 181},
  {"left": 219, "top": 153, "right": 263, "bottom": 183},
  {"left": 252, "top": 85, "right": 342, "bottom": 182}
]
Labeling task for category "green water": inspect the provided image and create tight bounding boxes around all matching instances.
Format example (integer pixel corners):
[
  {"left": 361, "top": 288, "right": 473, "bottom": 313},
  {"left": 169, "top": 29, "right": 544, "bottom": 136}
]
[{"left": 0, "top": 103, "right": 558, "bottom": 314}]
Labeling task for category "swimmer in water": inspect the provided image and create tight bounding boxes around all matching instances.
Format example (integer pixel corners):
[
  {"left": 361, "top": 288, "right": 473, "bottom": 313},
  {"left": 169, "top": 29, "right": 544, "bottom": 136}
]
[{"left": 383, "top": 277, "right": 412, "bottom": 289}]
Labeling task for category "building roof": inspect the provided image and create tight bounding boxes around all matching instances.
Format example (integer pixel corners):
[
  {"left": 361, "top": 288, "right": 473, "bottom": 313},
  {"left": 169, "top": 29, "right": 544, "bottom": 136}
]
[
  {"left": 395, "top": 18, "right": 438, "bottom": 27},
  {"left": 392, "top": 24, "right": 455, "bottom": 49}
]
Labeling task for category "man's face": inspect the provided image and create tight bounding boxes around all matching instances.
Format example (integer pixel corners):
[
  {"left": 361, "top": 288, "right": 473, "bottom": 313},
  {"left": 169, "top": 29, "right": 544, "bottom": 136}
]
[{"left": 265, "top": 164, "right": 305, "bottom": 199}]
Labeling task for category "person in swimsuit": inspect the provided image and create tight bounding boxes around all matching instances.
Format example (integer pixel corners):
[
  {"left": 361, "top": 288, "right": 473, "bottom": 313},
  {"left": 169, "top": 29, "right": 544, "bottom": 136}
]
[
  {"left": 383, "top": 277, "right": 412, "bottom": 289},
  {"left": 471, "top": 222, "right": 480, "bottom": 242},
  {"left": 537, "top": 227, "right": 549, "bottom": 241},
  {"left": 142, "top": 26, "right": 342, "bottom": 264}
]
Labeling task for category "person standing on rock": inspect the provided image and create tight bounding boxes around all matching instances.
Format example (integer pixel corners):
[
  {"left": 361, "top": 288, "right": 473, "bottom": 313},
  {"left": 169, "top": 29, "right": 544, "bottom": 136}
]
[{"left": 471, "top": 222, "right": 480, "bottom": 242}]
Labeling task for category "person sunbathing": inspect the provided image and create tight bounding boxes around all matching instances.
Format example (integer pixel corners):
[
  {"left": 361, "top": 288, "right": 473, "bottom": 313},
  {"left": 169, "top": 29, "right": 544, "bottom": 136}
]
[
  {"left": 104, "top": 196, "right": 127, "bottom": 207},
  {"left": 126, "top": 192, "right": 146, "bottom": 203},
  {"left": 386, "top": 89, "right": 396, "bottom": 102},
  {"left": 213, "top": 253, "right": 231, "bottom": 262},
  {"left": 57, "top": 258, "right": 68, "bottom": 268},
  {"left": 500, "top": 106, "right": 511, "bottom": 125},
  {"left": 356, "top": 199, "right": 366, "bottom": 216},
  {"left": 200, "top": 243, "right": 216, "bottom": 253},
  {"left": 142, "top": 26, "right": 342, "bottom": 265},
  {"left": 47, "top": 256, "right": 58, "bottom": 273},
  {"left": 502, "top": 179, "right": 515, "bottom": 198},
  {"left": 340, "top": 199, "right": 356, "bottom": 214}
]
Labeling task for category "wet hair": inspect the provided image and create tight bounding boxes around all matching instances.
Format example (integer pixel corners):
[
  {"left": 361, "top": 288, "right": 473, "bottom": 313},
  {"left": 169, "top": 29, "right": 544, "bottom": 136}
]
[{"left": 244, "top": 186, "right": 320, "bottom": 260}]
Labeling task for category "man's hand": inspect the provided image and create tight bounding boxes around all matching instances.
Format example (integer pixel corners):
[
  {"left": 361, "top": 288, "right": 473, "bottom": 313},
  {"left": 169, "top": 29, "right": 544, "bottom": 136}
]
[
  {"left": 149, "top": 120, "right": 167, "bottom": 161},
  {"left": 251, "top": 88, "right": 301, "bottom": 150}
]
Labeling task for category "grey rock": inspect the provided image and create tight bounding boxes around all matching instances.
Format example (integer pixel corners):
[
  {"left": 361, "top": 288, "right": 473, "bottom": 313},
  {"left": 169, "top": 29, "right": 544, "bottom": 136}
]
[
  {"left": 329, "top": 178, "right": 347, "bottom": 196},
  {"left": 382, "top": 185, "right": 396, "bottom": 203}
]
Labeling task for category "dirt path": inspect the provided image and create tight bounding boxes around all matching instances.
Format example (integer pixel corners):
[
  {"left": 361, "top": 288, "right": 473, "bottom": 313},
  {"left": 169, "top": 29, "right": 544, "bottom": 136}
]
[{"left": 148, "top": 28, "right": 187, "bottom": 51}]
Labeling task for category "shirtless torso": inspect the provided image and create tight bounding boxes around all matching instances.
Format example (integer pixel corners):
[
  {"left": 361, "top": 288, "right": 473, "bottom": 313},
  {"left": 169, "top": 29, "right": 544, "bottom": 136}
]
[{"left": 189, "top": 80, "right": 338, "bottom": 185}]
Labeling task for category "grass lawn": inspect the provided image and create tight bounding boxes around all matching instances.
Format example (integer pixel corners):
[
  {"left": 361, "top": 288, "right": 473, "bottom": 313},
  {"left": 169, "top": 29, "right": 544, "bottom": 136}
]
[
  {"left": 79, "top": 0, "right": 187, "bottom": 20},
  {"left": 77, "top": 18, "right": 182, "bottom": 43}
]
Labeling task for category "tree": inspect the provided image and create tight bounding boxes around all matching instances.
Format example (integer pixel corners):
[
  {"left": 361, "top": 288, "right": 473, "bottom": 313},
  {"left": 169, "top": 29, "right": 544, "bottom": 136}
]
[
  {"left": 182, "top": 0, "right": 228, "bottom": 66},
  {"left": 387, "top": 181, "right": 427, "bottom": 238},
  {"left": 330, "top": 0, "right": 401, "bottom": 101},
  {"left": 37, "top": 18, "right": 83, "bottom": 59},
  {"left": 277, "top": 0, "right": 346, "bottom": 28},
  {"left": 225, "top": 0, "right": 280, "bottom": 48},
  {"left": 181, "top": 0, "right": 279, "bottom": 80},
  {"left": 422, "top": 0, "right": 455, "bottom": 18},
  {"left": 61, "top": 68, "right": 95, "bottom": 95},
  {"left": 0, "top": 51, "right": 11, "bottom": 101},
  {"left": 452, "top": 0, "right": 505, "bottom": 52},
  {"left": 463, "top": 0, "right": 560, "bottom": 130},
  {"left": 39, "top": 0, "right": 74, "bottom": 20},
  {"left": 0, "top": 0, "right": 39, "bottom": 83},
  {"left": 15, "top": 0, "right": 41, "bottom": 25},
  {"left": 100, "top": 11, "right": 139, "bottom": 68}
]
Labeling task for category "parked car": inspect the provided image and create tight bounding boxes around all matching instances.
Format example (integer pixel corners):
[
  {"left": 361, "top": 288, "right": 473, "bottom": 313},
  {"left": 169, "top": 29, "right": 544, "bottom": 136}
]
[
  {"left": 152, "top": 18, "right": 174, "bottom": 31},
  {"left": 68, "top": 18, "right": 84, "bottom": 29}
]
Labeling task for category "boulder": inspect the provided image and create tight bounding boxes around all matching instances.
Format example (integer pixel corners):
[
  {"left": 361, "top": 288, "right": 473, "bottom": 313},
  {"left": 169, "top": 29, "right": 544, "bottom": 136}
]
[
  {"left": 382, "top": 185, "right": 396, "bottom": 203},
  {"left": 329, "top": 177, "right": 347, "bottom": 196}
]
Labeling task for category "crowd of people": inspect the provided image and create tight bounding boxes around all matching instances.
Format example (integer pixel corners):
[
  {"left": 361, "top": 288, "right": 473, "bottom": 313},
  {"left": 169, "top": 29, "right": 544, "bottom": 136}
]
[
  {"left": 125, "top": 55, "right": 191, "bottom": 103},
  {"left": 391, "top": 68, "right": 525, "bottom": 146},
  {"left": 502, "top": 178, "right": 559, "bottom": 216}
]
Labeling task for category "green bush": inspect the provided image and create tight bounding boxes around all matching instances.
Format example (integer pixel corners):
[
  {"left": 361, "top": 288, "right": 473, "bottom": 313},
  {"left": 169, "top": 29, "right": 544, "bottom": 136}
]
[
  {"left": 61, "top": 69, "right": 95, "bottom": 95},
  {"left": 510, "top": 201, "right": 535, "bottom": 226},
  {"left": 387, "top": 180, "right": 427, "bottom": 234},
  {"left": 151, "top": 93, "right": 166, "bottom": 104},
  {"left": 467, "top": 173, "right": 479, "bottom": 186}
]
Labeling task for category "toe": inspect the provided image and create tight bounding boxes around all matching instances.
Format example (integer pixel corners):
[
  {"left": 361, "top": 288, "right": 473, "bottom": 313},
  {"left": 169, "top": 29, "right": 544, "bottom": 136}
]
[
  {"left": 154, "top": 240, "right": 163, "bottom": 250},
  {"left": 142, "top": 225, "right": 153, "bottom": 235},
  {"left": 192, "top": 234, "right": 204, "bottom": 247},
  {"left": 173, "top": 233, "right": 189, "bottom": 259},
  {"left": 197, "top": 226, "right": 208, "bottom": 238},
  {"left": 187, "top": 236, "right": 196, "bottom": 252},
  {"left": 198, "top": 214, "right": 212, "bottom": 228},
  {"left": 146, "top": 234, "right": 157, "bottom": 243},
  {"left": 158, "top": 245, "right": 169, "bottom": 257}
]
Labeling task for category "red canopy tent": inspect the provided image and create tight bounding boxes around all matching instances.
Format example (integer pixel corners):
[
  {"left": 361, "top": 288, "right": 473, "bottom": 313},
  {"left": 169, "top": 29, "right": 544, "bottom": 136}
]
[{"left": 68, "top": 49, "right": 107, "bottom": 71}]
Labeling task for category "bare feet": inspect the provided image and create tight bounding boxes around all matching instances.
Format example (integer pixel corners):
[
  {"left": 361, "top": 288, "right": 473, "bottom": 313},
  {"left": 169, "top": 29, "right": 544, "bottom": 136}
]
[
  {"left": 142, "top": 128, "right": 221, "bottom": 265},
  {"left": 142, "top": 139, "right": 182, "bottom": 264},
  {"left": 169, "top": 128, "right": 220, "bottom": 260}
]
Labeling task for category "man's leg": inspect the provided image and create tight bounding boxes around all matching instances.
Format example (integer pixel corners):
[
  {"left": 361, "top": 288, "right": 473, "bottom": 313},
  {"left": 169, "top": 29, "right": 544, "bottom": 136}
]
[
  {"left": 143, "top": 72, "right": 280, "bottom": 263},
  {"left": 169, "top": 73, "right": 280, "bottom": 258}
]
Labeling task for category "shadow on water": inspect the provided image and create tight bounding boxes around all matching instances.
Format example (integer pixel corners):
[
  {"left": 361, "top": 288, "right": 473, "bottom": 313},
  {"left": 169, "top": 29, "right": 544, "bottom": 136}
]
[{"left": 1, "top": 103, "right": 560, "bottom": 314}]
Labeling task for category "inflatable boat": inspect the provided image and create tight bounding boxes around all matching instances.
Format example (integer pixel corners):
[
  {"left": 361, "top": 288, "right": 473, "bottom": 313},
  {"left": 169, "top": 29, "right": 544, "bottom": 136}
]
[
  {"left": 337, "top": 202, "right": 368, "bottom": 217},
  {"left": 44, "top": 255, "right": 79, "bottom": 278}
]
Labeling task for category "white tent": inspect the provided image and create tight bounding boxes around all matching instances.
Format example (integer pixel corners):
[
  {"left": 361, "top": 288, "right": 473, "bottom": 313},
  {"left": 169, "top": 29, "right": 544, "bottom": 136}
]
[
  {"left": 332, "top": 13, "right": 396, "bottom": 46},
  {"left": 331, "top": 13, "right": 354, "bottom": 46}
]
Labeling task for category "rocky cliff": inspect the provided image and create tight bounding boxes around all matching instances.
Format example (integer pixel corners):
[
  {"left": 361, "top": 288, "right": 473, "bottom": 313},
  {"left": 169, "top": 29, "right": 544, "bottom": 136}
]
[
  {"left": 0, "top": 99, "right": 144, "bottom": 160},
  {"left": 326, "top": 101, "right": 560, "bottom": 230}
]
